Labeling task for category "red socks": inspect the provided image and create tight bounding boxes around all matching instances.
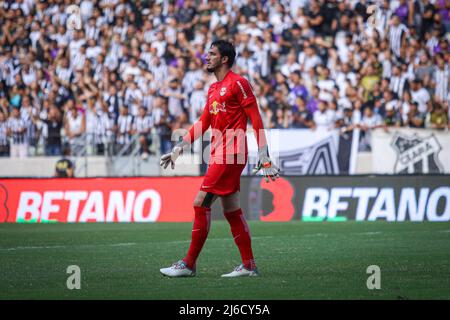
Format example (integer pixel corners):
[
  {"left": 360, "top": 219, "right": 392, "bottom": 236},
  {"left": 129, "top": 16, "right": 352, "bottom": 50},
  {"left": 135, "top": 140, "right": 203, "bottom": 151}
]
[
  {"left": 183, "top": 206, "right": 211, "bottom": 270},
  {"left": 183, "top": 207, "right": 256, "bottom": 271},
  {"left": 224, "top": 208, "right": 256, "bottom": 270}
]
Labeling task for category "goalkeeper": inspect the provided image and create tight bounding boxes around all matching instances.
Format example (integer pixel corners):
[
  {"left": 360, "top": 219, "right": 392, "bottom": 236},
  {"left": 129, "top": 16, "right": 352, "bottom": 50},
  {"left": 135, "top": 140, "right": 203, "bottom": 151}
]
[{"left": 160, "top": 40, "right": 280, "bottom": 278}]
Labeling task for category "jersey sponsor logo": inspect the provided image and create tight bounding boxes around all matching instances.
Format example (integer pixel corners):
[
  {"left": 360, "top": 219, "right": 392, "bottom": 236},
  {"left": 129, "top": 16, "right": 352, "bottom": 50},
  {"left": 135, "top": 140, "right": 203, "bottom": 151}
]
[
  {"left": 391, "top": 133, "right": 443, "bottom": 174},
  {"left": 209, "top": 101, "right": 227, "bottom": 115},
  {"left": 236, "top": 81, "right": 248, "bottom": 99},
  {"left": 220, "top": 87, "right": 227, "bottom": 96}
]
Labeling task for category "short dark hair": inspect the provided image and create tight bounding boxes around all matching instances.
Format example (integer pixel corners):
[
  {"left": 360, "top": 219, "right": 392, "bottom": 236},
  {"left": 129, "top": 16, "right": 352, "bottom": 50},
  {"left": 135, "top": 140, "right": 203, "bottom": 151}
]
[{"left": 210, "top": 40, "right": 236, "bottom": 68}]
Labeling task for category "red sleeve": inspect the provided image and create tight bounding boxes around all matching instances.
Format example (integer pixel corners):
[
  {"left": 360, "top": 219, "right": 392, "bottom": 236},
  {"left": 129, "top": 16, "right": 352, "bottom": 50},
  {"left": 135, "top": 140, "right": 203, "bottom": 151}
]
[
  {"left": 243, "top": 100, "right": 268, "bottom": 149},
  {"left": 182, "top": 104, "right": 211, "bottom": 144},
  {"left": 234, "top": 77, "right": 257, "bottom": 108}
]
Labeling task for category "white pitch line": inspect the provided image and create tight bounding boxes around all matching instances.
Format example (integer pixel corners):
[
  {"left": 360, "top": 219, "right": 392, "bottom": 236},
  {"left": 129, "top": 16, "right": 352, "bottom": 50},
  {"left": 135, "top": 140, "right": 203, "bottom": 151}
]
[
  {"left": 163, "top": 236, "right": 276, "bottom": 245},
  {"left": 0, "top": 236, "right": 279, "bottom": 251},
  {"left": 0, "top": 232, "right": 388, "bottom": 251},
  {"left": 0, "top": 242, "right": 137, "bottom": 251},
  {"left": 0, "top": 245, "right": 67, "bottom": 251},
  {"left": 301, "top": 231, "right": 382, "bottom": 238},
  {"left": 108, "top": 242, "right": 137, "bottom": 247},
  {"left": 355, "top": 231, "right": 382, "bottom": 235},
  {"left": 302, "top": 233, "right": 328, "bottom": 237}
]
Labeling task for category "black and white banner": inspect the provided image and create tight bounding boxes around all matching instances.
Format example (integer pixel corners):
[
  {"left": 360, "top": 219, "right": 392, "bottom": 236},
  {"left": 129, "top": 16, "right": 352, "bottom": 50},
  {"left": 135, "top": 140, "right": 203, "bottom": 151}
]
[
  {"left": 372, "top": 128, "right": 450, "bottom": 174},
  {"left": 244, "top": 129, "right": 358, "bottom": 175}
]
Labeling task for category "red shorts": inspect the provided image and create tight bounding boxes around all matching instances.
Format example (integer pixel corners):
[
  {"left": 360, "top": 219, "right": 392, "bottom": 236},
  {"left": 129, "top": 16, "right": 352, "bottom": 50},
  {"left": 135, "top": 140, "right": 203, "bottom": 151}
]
[{"left": 200, "top": 154, "right": 247, "bottom": 196}]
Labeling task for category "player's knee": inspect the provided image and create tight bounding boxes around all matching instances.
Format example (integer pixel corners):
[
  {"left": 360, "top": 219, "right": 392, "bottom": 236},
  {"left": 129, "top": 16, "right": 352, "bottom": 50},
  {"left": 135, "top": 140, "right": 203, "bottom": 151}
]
[
  {"left": 223, "top": 204, "right": 240, "bottom": 213},
  {"left": 222, "top": 197, "right": 240, "bottom": 213},
  {"left": 194, "top": 192, "right": 215, "bottom": 208},
  {"left": 193, "top": 198, "right": 210, "bottom": 208}
]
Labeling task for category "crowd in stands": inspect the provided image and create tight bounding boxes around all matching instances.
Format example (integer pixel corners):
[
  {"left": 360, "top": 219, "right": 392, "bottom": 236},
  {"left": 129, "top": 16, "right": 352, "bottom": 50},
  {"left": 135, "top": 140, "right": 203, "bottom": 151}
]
[{"left": 0, "top": 0, "right": 448, "bottom": 159}]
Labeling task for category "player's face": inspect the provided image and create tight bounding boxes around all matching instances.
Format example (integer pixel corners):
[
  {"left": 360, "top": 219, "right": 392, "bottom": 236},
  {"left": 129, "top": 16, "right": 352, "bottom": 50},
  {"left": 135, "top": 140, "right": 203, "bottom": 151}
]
[{"left": 205, "top": 46, "right": 224, "bottom": 73}]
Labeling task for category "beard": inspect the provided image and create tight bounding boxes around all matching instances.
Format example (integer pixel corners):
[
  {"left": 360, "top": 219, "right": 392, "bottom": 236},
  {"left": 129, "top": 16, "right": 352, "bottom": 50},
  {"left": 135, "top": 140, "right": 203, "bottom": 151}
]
[{"left": 206, "top": 62, "right": 219, "bottom": 73}]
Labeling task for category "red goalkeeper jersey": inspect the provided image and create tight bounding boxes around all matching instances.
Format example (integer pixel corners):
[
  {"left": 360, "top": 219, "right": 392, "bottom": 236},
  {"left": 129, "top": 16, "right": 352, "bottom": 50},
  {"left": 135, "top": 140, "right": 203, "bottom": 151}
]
[{"left": 183, "top": 70, "right": 266, "bottom": 162}]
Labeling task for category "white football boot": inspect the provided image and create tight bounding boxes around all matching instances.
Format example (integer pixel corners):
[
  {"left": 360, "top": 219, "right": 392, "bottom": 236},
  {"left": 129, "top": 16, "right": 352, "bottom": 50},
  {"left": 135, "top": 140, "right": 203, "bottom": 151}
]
[
  {"left": 221, "top": 264, "right": 259, "bottom": 278},
  {"left": 160, "top": 260, "right": 196, "bottom": 277}
]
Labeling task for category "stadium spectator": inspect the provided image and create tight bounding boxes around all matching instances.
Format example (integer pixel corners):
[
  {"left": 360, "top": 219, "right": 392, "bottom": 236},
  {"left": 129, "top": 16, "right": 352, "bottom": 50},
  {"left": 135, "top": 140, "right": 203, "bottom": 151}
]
[
  {"left": 0, "top": 0, "right": 447, "bottom": 160},
  {"left": 406, "top": 102, "right": 426, "bottom": 128},
  {"left": 384, "top": 103, "right": 403, "bottom": 127},
  {"left": 188, "top": 80, "right": 206, "bottom": 124},
  {"left": 307, "top": 85, "right": 321, "bottom": 114},
  {"left": 410, "top": 79, "right": 432, "bottom": 113},
  {"left": 0, "top": 111, "right": 9, "bottom": 157},
  {"left": 54, "top": 158, "right": 75, "bottom": 178},
  {"left": 313, "top": 100, "right": 336, "bottom": 131},
  {"left": 287, "top": 70, "right": 308, "bottom": 107},
  {"left": 359, "top": 106, "right": 384, "bottom": 151},
  {"left": 84, "top": 96, "right": 99, "bottom": 153},
  {"left": 134, "top": 105, "right": 153, "bottom": 160},
  {"left": 64, "top": 101, "right": 86, "bottom": 156},
  {"left": 161, "top": 77, "right": 186, "bottom": 119},
  {"left": 336, "top": 105, "right": 359, "bottom": 145},
  {"left": 432, "top": 53, "right": 449, "bottom": 103},
  {"left": 268, "top": 87, "right": 289, "bottom": 117},
  {"left": 154, "top": 97, "right": 174, "bottom": 155},
  {"left": 427, "top": 102, "right": 448, "bottom": 130},
  {"left": 8, "top": 107, "right": 28, "bottom": 158},
  {"left": 43, "top": 106, "right": 63, "bottom": 156},
  {"left": 95, "top": 100, "right": 114, "bottom": 155},
  {"left": 293, "top": 97, "right": 314, "bottom": 129},
  {"left": 115, "top": 105, "right": 134, "bottom": 155}
]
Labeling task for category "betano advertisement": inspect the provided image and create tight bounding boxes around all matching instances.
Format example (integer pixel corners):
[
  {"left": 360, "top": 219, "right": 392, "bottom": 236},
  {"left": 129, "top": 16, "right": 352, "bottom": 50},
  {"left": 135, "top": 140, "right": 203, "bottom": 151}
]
[
  {"left": 0, "top": 176, "right": 449, "bottom": 223},
  {"left": 0, "top": 178, "right": 202, "bottom": 223},
  {"left": 239, "top": 175, "right": 450, "bottom": 222}
]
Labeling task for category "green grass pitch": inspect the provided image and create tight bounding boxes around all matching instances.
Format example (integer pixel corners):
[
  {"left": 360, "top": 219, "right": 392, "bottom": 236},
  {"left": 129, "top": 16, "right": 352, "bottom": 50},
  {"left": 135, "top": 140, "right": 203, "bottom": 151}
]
[{"left": 1, "top": 221, "right": 449, "bottom": 300}]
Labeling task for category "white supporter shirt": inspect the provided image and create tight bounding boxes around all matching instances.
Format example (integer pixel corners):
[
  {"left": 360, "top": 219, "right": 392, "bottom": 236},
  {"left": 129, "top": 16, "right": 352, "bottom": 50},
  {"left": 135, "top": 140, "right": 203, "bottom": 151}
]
[
  {"left": 80, "top": 0, "right": 94, "bottom": 20},
  {"left": 280, "top": 63, "right": 301, "bottom": 78},
  {"left": 133, "top": 115, "right": 153, "bottom": 134},
  {"left": 189, "top": 90, "right": 206, "bottom": 124},
  {"left": 122, "top": 65, "right": 141, "bottom": 79},
  {"left": 298, "top": 52, "right": 322, "bottom": 72},
  {"left": 411, "top": 88, "right": 430, "bottom": 113},
  {"left": 313, "top": 110, "right": 336, "bottom": 131},
  {"left": 69, "top": 39, "right": 86, "bottom": 58},
  {"left": 86, "top": 46, "right": 102, "bottom": 60},
  {"left": 362, "top": 114, "right": 382, "bottom": 128}
]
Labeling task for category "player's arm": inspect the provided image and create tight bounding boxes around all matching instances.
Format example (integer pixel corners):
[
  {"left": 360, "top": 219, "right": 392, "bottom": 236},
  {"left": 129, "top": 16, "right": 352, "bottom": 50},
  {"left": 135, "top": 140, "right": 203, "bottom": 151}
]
[
  {"left": 160, "top": 104, "right": 211, "bottom": 169},
  {"left": 182, "top": 105, "right": 211, "bottom": 145},
  {"left": 243, "top": 100, "right": 267, "bottom": 149},
  {"left": 236, "top": 78, "right": 280, "bottom": 182}
]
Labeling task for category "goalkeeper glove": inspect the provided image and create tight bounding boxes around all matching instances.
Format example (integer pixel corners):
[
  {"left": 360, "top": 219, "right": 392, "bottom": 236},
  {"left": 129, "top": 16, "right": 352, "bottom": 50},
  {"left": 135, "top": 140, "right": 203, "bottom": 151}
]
[
  {"left": 160, "top": 140, "right": 189, "bottom": 170},
  {"left": 252, "top": 145, "right": 281, "bottom": 182}
]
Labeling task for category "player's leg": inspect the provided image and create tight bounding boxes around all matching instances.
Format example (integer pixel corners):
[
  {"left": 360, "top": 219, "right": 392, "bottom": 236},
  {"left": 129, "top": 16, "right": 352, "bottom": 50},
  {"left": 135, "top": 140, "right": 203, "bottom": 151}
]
[
  {"left": 182, "top": 191, "right": 218, "bottom": 269},
  {"left": 221, "top": 191, "right": 259, "bottom": 277},
  {"left": 160, "top": 191, "right": 218, "bottom": 277}
]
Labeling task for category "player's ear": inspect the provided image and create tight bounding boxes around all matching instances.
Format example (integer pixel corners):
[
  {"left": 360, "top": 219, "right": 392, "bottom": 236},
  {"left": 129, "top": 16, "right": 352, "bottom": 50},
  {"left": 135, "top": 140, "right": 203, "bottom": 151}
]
[{"left": 221, "top": 55, "right": 229, "bottom": 65}]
